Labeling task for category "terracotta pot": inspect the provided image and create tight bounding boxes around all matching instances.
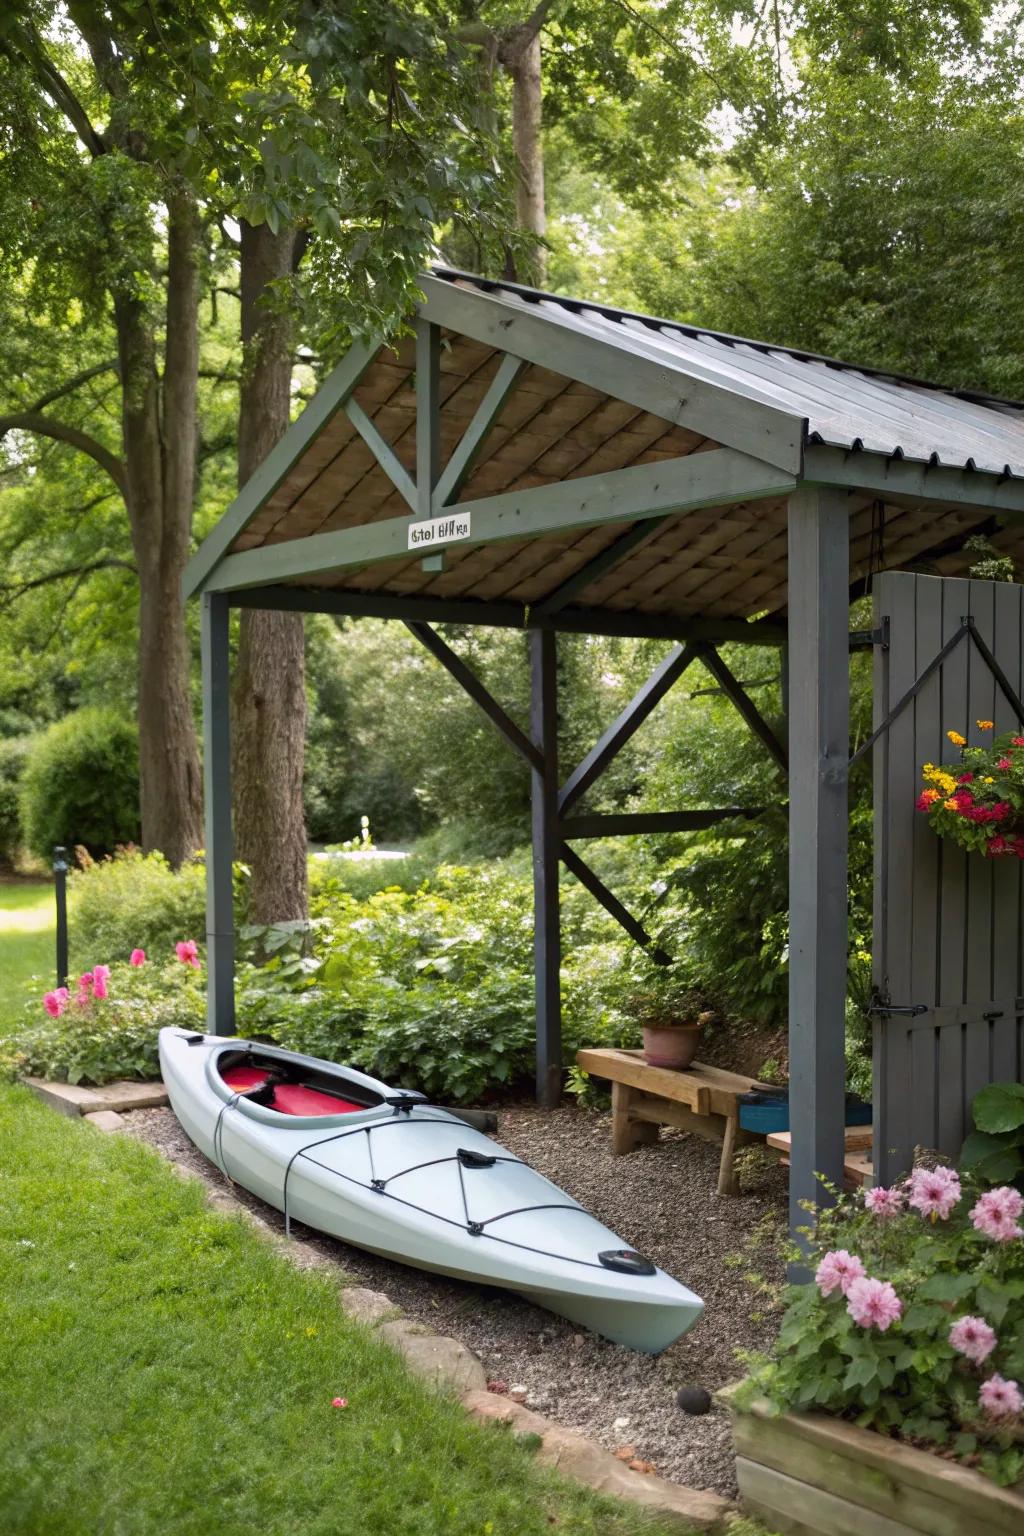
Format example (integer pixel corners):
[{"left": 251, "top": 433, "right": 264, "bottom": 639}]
[{"left": 641, "top": 1021, "right": 702, "bottom": 1070}]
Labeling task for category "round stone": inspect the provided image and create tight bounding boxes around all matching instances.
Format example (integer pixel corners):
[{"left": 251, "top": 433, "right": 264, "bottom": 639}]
[{"left": 675, "top": 1385, "right": 712, "bottom": 1415}]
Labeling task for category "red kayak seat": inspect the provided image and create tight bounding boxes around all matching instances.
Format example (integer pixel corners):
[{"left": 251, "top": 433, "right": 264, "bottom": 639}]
[{"left": 221, "top": 1065, "right": 363, "bottom": 1116}]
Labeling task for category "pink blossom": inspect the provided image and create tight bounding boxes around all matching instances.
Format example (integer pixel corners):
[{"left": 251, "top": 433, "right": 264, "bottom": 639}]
[
  {"left": 91, "top": 963, "right": 110, "bottom": 1001},
  {"left": 846, "top": 1275, "right": 903, "bottom": 1331},
  {"left": 998, "top": 757, "right": 1014, "bottom": 771},
  {"left": 815, "top": 1249, "right": 866, "bottom": 1298},
  {"left": 175, "top": 939, "right": 200, "bottom": 969},
  {"left": 970, "top": 1187, "right": 1024, "bottom": 1244},
  {"left": 43, "top": 987, "right": 69, "bottom": 1018},
  {"left": 908, "top": 1165, "right": 961, "bottom": 1221},
  {"left": 863, "top": 1185, "right": 904, "bottom": 1218},
  {"left": 949, "top": 1316, "right": 997, "bottom": 1365},
  {"left": 979, "top": 1374, "right": 1023, "bottom": 1420},
  {"left": 78, "top": 971, "right": 94, "bottom": 994},
  {"left": 331, "top": 1397, "right": 348, "bottom": 1409},
  {"left": 130, "top": 949, "right": 146, "bottom": 966}
]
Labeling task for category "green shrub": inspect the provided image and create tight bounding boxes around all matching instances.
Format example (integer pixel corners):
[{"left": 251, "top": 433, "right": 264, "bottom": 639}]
[
  {"left": 20, "top": 708, "right": 140, "bottom": 862},
  {"left": 0, "top": 736, "right": 29, "bottom": 870},
  {"left": 68, "top": 848, "right": 209, "bottom": 963},
  {"left": 5, "top": 957, "right": 204, "bottom": 1084}
]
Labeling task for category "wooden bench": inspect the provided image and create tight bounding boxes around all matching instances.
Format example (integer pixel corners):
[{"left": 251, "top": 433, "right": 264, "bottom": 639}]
[
  {"left": 575, "top": 1047, "right": 768, "bottom": 1196},
  {"left": 766, "top": 1126, "right": 875, "bottom": 1190}
]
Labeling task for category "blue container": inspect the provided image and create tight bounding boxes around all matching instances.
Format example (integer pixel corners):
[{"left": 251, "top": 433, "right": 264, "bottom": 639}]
[{"left": 738, "top": 1089, "right": 872, "bottom": 1135}]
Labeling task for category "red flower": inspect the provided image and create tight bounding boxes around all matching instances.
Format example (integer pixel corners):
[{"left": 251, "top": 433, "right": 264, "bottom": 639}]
[
  {"left": 1013, "top": 737, "right": 1024, "bottom": 747},
  {"left": 958, "top": 772, "right": 974, "bottom": 783},
  {"left": 998, "top": 757, "right": 1013, "bottom": 770},
  {"left": 989, "top": 835, "right": 1008, "bottom": 855}
]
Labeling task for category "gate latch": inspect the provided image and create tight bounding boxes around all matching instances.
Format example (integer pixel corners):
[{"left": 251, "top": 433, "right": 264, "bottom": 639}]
[{"left": 867, "top": 990, "right": 927, "bottom": 1018}]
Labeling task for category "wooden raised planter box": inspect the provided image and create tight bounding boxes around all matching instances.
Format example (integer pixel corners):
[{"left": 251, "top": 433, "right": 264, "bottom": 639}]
[{"left": 729, "top": 1397, "right": 1024, "bottom": 1536}]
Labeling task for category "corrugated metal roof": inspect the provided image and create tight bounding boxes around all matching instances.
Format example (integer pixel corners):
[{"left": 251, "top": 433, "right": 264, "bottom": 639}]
[{"left": 432, "top": 267, "right": 1024, "bottom": 480}]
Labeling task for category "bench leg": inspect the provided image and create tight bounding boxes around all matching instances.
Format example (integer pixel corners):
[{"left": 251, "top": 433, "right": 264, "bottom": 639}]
[
  {"left": 717, "top": 1110, "right": 740, "bottom": 1196},
  {"left": 611, "top": 1083, "right": 660, "bottom": 1155}
]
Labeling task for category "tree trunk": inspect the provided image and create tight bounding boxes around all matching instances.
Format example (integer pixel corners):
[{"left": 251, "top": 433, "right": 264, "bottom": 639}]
[
  {"left": 114, "top": 186, "right": 203, "bottom": 866},
  {"left": 232, "top": 220, "right": 308, "bottom": 923},
  {"left": 509, "top": 29, "right": 547, "bottom": 279}
]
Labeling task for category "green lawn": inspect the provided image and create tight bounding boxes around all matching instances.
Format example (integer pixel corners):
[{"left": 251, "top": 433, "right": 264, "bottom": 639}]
[
  {"left": 0, "top": 882, "right": 53, "bottom": 1026},
  {"left": 0, "top": 1085, "right": 682, "bottom": 1536}
]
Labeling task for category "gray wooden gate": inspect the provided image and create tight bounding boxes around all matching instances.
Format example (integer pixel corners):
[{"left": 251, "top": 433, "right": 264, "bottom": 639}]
[{"left": 872, "top": 572, "right": 1024, "bottom": 1183}]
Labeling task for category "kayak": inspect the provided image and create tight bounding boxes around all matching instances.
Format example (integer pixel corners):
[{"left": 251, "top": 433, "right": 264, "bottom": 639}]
[{"left": 158, "top": 1028, "right": 704, "bottom": 1353}]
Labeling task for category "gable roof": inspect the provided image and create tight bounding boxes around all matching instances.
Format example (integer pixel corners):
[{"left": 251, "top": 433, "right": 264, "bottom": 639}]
[{"left": 184, "top": 267, "right": 1024, "bottom": 627}]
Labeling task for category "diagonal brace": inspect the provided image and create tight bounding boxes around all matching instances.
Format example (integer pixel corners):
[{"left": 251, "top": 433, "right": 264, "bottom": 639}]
[
  {"left": 558, "top": 644, "right": 698, "bottom": 817},
  {"left": 433, "top": 353, "right": 526, "bottom": 511},
  {"left": 560, "top": 843, "right": 670, "bottom": 963},
  {"left": 404, "top": 621, "right": 542, "bottom": 773},
  {"left": 698, "top": 644, "right": 788, "bottom": 772},
  {"left": 345, "top": 398, "right": 418, "bottom": 511}
]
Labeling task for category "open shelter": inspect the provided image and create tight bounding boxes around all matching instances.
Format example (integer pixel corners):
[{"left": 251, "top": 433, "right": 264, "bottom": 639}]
[{"left": 185, "top": 267, "right": 1024, "bottom": 1236}]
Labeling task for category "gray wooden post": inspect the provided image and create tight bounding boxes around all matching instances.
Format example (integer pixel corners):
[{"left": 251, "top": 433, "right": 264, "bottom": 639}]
[
  {"left": 530, "top": 628, "right": 562, "bottom": 1107},
  {"left": 200, "top": 590, "right": 235, "bottom": 1035},
  {"left": 787, "top": 486, "right": 849, "bottom": 1247}
]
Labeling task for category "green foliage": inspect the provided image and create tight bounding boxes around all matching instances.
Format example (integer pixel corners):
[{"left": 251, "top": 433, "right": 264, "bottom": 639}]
[
  {"left": 19, "top": 707, "right": 140, "bottom": 862},
  {"left": 740, "top": 1175, "right": 1024, "bottom": 1488},
  {"left": 68, "top": 848, "right": 208, "bottom": 962},
  {"left": 919, "top": 728, "right": 1024, "bottom": 856},
  {"left": 961, "top": 1083, "right": 1024, "bottom": 1187},
  {"left": 4, "top": 958, "right": 204, "bottom": 1085},
  {"left": 0, "top": 735, "right": 29, "bottom": 869}
]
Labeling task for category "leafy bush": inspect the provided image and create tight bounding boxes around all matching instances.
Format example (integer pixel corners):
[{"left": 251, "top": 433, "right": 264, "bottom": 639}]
[
  {"left": 67, "top": 847, "right": 250, "bottom": 964},
  {"left": 5, "top": 953, "right": 204, "bottom": 1085},
  {"left": 20, "top": 708, "right": 140, "bottom": 861},
  {"left": 738, "top": 1165, "right": 1024, "bottom": 1488},
  {"left": 0, "top": 736, "right": 29, "bottom": 869},
  {"left": 961, "top": 1082, "right": 1024, "bottom": 1188},
  {"left": 69, "top": 848, "right": 207, "bottom": 960}
]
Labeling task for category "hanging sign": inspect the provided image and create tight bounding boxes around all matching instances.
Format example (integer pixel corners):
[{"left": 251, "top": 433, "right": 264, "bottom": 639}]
[{"left": 407, "top": 512, "right": 472, "bottom": 552}]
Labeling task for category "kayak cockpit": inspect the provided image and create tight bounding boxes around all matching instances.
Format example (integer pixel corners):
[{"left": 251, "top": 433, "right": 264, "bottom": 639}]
[{"left": 217, "top": 1049, "right": 382, "bottom": 1119}]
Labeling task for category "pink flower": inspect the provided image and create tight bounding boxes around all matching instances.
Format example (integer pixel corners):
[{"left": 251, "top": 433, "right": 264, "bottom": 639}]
[
  {"left": 864, "top": 1186, "right": 904, "bottom": 1218},
  {"left": 970, "top": 1187, "right": 1024, "bottom": 1244},
  {"left": 43, "top": 987, "right": 69, "bottom": 1018},
  {"left": 949, "top": 1315, "right": 997, "bottom": 1365},
  {"left": 130, "top": 948, "right": 146, "bottom": 966},
  {"left": 998, "top": 757, "right": 1013, "bottom": 770},
  {"left": 815, "top": 1249, "right": 866, "bottom": 1298},
  {"left": 846, "top": 1275, "right": 903, "bottom": 1331},
  {"left": 78, "top": 971, "right": 94, "bottom": 994},
  {"left": 908, "top": 1165, "right": 961, "bottom": 1221},
  {"left": 979, "top": 1374, "right": 1023, "bottom": 1420},
  {"left": 331, "top": 1397, "right": 348, "bottom": 1409},
  {"left": 175, "top": 939, "right": 201, "bottom": 969},
  {"left": 1013, "top": 737, "right": 1024, "bottom": 748},
  {"left": 91, "top": 963, "right": 110, "bottom": 1001}
]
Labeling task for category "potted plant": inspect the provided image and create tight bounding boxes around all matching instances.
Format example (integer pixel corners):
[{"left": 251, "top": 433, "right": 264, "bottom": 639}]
[
  {"left": 916, "top": 719, "right": 1024, "bottom": 857},
  {"left": 628, "top": 974, "right": 714, "bottom": 1070},
  {"left": 726, "top": 1117, "right": 1024, "bottom": 1535}
]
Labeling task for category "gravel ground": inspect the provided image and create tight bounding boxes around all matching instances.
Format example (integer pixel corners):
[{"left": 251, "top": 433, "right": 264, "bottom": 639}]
[{"left": 122, "top": 1103, "right": 787, "bottom": 1497}]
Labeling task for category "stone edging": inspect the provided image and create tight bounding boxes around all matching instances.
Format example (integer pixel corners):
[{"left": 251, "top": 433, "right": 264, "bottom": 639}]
[{"left": 78, "top": 1100, "right": 732, "bottom": 1531}]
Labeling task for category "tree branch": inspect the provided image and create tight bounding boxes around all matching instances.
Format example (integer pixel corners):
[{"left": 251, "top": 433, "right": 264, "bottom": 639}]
[
  {"left": 14, "top": 360, "right": 120, "bottom": 417},
  {"left": 0, "top": 557, "right": 136, "bottom": 607},
  {"left": 0, "top": 411, "right": 127, "bottom": 496},
  {"left": 6, "top": 20, "right": 107, "bottom": 157}
]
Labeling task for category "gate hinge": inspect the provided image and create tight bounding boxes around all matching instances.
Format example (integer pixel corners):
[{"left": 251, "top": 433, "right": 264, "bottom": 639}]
[{"left": 849, "top": 616, "right": 890, "bottom": 652}]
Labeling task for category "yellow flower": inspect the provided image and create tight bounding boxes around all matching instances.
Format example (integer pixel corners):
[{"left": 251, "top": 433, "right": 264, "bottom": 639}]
[
  {"left": 947, "top": 730, "right": 967, "bottom": 747},
  {"left": 944, "top": 798, "right": 959, "bottom": 810},
  {"left": 977, "top": 720, "right": 994, "bottom": 731},
  {"left": 923, "top": 767, "right": 956, "bottom": 793},
  {"left": 984, "top": 776, "right": 995, "bottom": 784}
]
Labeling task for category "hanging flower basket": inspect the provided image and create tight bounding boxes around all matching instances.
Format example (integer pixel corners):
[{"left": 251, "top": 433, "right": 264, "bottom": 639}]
[{"left": 916, "top": 720, "right": 1024, "bottom": 858}]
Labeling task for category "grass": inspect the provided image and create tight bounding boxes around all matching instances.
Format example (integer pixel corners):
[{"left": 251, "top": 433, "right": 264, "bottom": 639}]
[
  {"left": 0, "top": 881, "right": 53, "bottom": 1027},
  {"left": 0, "top": 1084, "right": 684, "bottom": 1536}
]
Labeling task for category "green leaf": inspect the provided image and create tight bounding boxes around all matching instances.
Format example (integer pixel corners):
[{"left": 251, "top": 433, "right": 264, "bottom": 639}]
[
  {"left": 918, "top": 1272, "right": 976, "bottom": 1303},
  {"left": 972, "top": 1081, "right": 1024, "bottom": 1134}
]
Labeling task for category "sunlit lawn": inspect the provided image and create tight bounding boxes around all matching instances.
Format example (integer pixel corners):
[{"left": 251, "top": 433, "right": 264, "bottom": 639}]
[
  {"left": 0, "top": 882, "right": 54, "bottom": 1027},
  {"left": 0, "top": 1084, "right": 682, "bottom": 1536}
]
